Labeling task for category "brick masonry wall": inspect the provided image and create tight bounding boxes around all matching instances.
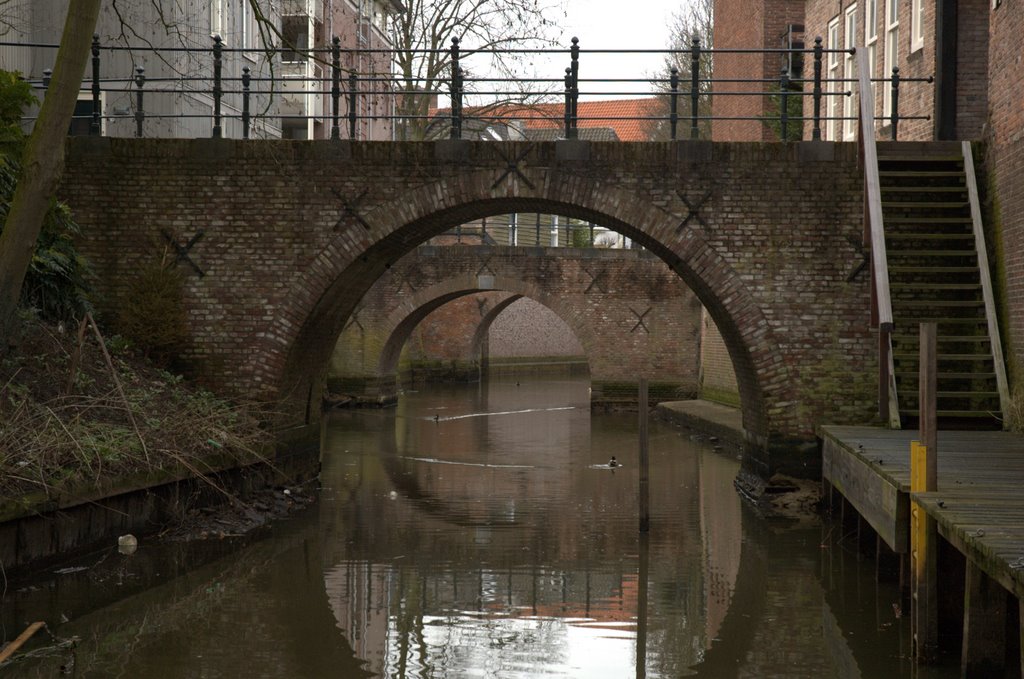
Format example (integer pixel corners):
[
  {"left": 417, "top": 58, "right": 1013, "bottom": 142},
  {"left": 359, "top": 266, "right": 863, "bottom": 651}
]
[
  {"left": 328, "top": 245, "right": 701, "bottom": 403},
  {"left": 713, "top": 0, "right": 767, "bottom": 140},
  {"left": 61, "top": 138, "right": 874, "bottom": 476},
  {"left": 714, "top": 0, "right": 804, "bottom": 142},
  {"left": 700, "top": 309, "right": 740, "bottom": 401},
  {"left": 486, "top": 298, "right": 585, "bottom": 358},
  {"left": 988, "top": 4, "right": 1024, "bottom": 387}
]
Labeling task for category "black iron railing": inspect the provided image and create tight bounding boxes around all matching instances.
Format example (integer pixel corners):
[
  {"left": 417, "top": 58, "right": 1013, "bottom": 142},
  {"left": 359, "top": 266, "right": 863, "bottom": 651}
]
[{"left": 5, "top": 36, "right": 932, "bottom": 141}]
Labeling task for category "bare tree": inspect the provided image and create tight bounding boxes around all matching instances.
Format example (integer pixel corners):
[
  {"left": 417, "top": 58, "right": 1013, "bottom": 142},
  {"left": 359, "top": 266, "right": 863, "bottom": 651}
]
[
  {"left": 645, "top": 0, "right": 713, "bottom": 141},
  {"left": 390, "top": 0, "right": 567, "bottom": 140},
  {"left": 0, "top": 0, "right": 102, "bottom": 345}
]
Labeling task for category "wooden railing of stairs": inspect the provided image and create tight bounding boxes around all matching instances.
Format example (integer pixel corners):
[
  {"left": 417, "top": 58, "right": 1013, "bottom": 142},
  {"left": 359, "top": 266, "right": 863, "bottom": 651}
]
[{"left": 858, "top": 53, "right": 900, "bottom": 429}]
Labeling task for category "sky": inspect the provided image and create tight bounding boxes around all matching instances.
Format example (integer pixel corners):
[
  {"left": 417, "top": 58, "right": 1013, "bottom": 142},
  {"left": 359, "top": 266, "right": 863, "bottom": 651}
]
[{"left": 546, "top": 0, "right": 683, "bottom": 99}]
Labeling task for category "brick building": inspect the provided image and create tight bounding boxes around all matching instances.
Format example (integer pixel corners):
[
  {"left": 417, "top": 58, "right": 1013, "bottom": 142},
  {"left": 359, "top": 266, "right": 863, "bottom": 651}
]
[{"left": 711, "top": 2, "right": 1024, "bottom": 409}]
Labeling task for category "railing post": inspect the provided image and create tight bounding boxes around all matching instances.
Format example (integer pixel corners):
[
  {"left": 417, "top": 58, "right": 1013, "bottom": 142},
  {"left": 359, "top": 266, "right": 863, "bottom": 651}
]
[
  {"left": 569, "top": 37, "right": 580, "bottom": 139},
  {"left": 242, "top": 66, "right": 251, "bottom": 139},
  {"left": 669, "top": 67, "right": 679, "bottom": 140},
  {"left": 134, "top": 67, "right": 145, "bottom": 138},
  {"left": 890, "top": 66, "right": 900, "bottom": 140},
  {"left": 348, "top": 72, "right": 358, "bottom": 139},
  {"left": 812, "top": 36, "right": 823, "bottom": 141},
  {"left": 690, "top": 36, "right": 701, "bottom": 139},
  {"left": 779, "top": 67, "right": 790, "bottom": 142},
  {"left": 212, "top": 35, "right": 223, "bottom": 138},
  {"left": 564, "top": 67, "right": 572, "bottom": 138},
  {"left": 449, "top": 37, "right": 461, "bottom": 140},
  {"left": 90, "top": 34, "right": 101, "bottom": 135},
  {"left": 331, "top": 36, "right": 341, "bottom": 140}
]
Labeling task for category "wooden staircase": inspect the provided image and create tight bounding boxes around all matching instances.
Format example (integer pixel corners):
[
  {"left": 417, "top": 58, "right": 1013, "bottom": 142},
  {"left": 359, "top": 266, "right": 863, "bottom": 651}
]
[{"left": 877, "top": 143, "right": 1007, "bottom": 429}]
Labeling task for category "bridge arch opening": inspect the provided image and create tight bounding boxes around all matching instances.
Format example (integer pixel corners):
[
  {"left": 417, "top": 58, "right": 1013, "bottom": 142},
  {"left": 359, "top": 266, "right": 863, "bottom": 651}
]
[
  {"left": 280, "top": 194, "right": 781, "bottom": 462},
  {"left": 369, "top": 284, "right": 591, "bottom": 403}
]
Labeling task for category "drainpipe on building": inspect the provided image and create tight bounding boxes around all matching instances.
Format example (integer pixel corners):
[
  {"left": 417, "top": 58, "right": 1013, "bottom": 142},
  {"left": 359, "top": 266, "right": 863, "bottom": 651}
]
[{"left": 934, "top": 0, "right": 958, "bottom": 140}]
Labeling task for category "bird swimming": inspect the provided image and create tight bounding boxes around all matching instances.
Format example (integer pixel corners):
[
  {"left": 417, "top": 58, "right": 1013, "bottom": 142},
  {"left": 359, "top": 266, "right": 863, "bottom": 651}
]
[{"left": 608, "top": 456, "right": 619, "bottom": 468}]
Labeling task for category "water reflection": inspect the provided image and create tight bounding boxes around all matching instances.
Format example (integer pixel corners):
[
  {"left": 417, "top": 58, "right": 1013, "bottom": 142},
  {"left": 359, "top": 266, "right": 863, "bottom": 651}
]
[{"left": 1, "top": 377, "right": 958, "bottom": 678}]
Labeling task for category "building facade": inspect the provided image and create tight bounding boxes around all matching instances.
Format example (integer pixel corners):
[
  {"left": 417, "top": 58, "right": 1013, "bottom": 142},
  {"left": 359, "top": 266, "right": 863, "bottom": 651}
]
[{"left": 3, "top": 0, "right": 401, "bottom": 140}]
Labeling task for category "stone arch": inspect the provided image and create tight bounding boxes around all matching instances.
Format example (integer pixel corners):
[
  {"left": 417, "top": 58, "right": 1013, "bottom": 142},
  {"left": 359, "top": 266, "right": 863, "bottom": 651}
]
[
  {"left": 373, "top": 278, "right": 591, "bottom": 401},
  {"left": 468, "top": 293, "right": 524, "bottom": 371},
  {"left": 266, "top": 173, "right": 787, "bottom": 459}
]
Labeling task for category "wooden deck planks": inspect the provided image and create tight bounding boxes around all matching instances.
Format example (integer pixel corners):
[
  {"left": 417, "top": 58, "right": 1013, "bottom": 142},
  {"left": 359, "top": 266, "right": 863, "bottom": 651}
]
[{"left": 821, "top": 425, "right": 1024, "bottom": 598}]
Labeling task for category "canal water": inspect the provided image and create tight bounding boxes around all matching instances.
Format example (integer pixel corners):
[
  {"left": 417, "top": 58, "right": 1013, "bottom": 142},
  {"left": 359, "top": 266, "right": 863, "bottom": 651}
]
[{"left": 2, "top": 376, "right": 959, "bottom": 678}]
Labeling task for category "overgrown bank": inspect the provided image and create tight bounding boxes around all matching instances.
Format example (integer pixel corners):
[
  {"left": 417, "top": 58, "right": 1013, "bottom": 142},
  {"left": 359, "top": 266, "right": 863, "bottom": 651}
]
[{"left": 0, "top": 312, "right": 275, "bottom": 518}]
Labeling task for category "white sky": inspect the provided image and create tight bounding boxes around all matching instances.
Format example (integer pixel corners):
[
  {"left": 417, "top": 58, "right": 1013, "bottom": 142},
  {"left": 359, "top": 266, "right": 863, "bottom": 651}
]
[{"left": 549, "top": 0, "right": 682, "bottom": 99}]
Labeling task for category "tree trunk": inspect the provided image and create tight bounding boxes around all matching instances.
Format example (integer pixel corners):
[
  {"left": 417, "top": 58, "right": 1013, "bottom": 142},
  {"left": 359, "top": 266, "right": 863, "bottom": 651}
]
[{"left": 0, "top": 0, "right": 102, "bottom": 344}]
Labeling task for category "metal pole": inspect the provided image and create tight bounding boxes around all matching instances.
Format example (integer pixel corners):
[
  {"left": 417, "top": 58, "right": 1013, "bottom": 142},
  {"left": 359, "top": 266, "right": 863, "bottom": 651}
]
[
  {"left": 812, "top": 36, "right": 823, "bottom": 141},
  {"left": 564, "top": 67, "right": 572, "bottom": 139},
  {"left": 348, "top": 72, "right": 358, "bottom": 139},
  {"left": 638, "top": 377, "right": 650, "bottom": 533},
  {"left": 331, "top": 36, "right": 341, "bottom": 140},
  {"left": 780, "top": 67, "right": 790, "bottom": 142},
  {"left": 690, "top": 37, "right": 701, "bottom": 139},
  {"left": 134, "top": 67, "right": 145, "bottom": 138},
  {"left": 669, "top": 67, "right": 679, "bottom": 140},
  {"left": 90, "top": 34, "right": 101, "bottom": 135},
  {"left": 212, "top": 35, "right": 223, "bottom": 138},
  {"left": 242, "top": 66, "right": 251, "bottom": 139},
  {"left": 569, "top": 37, "right": 579, "bottom": 139},
  {"left": 450, "top": 37, "right": 461, "bottom": 140},
  {"left": 890, "top": 67, "right": 901, "bottom": 140}
]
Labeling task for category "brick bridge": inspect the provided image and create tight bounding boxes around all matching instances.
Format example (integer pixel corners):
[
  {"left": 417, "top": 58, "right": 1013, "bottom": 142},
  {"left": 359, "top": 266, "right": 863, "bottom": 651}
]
[
  {"left": 328, "top": 244, "right": 703, "bottom": 406},
  {"left": 61, "top": 137, "right": 874, "bottom": 477}
]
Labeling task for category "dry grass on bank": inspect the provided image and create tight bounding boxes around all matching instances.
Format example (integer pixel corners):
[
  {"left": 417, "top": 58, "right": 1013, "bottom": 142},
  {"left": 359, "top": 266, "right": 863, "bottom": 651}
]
[{"left": 0, "top": 313, "right": 273, "bottom": 503}]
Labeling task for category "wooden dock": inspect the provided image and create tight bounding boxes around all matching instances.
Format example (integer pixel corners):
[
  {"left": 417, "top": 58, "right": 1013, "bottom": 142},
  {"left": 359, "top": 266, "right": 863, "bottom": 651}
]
[{"left": 822, "top": 425, "right": 1024, "bottom": 673}]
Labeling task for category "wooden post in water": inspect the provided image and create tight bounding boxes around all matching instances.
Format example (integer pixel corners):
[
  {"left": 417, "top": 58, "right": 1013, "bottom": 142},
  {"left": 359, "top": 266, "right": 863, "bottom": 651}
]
[
  {"left": 638, "top": 378, "right": 650, "bottom": 533},
  {"left": 911, "top": 322, "right": 938, "bottom": 663},
  {"left": 961, "top": 561, "right": 1007, "bottom": 676}
]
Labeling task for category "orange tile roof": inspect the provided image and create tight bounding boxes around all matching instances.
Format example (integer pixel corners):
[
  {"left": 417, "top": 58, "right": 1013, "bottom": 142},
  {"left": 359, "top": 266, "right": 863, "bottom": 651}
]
[{"left": 433, "top": 98, "right": 665, "bottom": 142}]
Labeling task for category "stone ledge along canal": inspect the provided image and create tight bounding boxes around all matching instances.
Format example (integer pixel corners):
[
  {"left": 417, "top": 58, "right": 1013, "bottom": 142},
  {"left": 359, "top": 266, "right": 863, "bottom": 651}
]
[{"left": 1, "top": 377, "right": 958, "bottom": 677}]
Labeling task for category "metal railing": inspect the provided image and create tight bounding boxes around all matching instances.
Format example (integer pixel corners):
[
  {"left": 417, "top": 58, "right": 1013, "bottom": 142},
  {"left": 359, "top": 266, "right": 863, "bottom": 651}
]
[
  {"left": 433, "top": 215, "right": 633, "bottom": 250},
  {"left": 4, "top": 35, "right": 933, "bottom": 142}
]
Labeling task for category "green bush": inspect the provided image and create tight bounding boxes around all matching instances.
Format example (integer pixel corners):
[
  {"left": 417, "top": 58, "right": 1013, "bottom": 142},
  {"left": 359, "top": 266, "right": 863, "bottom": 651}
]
[{"left": 117, "top": 259, "right": 188, "bottom": 367}]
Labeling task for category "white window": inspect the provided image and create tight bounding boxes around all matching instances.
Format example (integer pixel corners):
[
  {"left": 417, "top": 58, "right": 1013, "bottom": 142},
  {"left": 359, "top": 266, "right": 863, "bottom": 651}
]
[
  {"left": 843, "top": 5, "right": 858, "bottom": 140},
  {"left": 240, "top": 0, "right": 258, "bottom": 56},
  {"left": 866, "top": 0, "right": 878, "bottom": 111},
  {"left": 911, "top": 0, "right": 924, "bottom": 52},
  {"left": 826, "top": 17, "right": 840, "bottom": 141},
  {"left": 883, "top": 0, "right": 899, "bottom": 119},
  {"left": 211, "top": 0, "right": 224, "bottom": 37}
]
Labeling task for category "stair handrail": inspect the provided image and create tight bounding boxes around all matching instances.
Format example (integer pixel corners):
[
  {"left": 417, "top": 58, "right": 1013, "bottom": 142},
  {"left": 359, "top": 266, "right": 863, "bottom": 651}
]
[
  {"left": 962, "top": 141, "right": 1011, "bottom": 425},
  {"left": 856, "top": 48, "right": 900, "bottom": 427}
]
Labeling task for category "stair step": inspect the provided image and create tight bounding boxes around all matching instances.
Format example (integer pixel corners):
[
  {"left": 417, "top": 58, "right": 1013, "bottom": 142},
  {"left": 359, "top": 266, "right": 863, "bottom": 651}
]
[
  {"left": 882, "top": 201, "right": 969, "bottom": 209},
  {"left": 877, "top": 153, "right": 964, "bottom": 161},
  {"left": 893, "top": 334, "right": 991, "bottom": 343},
  {"left": 890, "top": 283, "right": 981, "bottom": 291},
  {"left": 880, "top": 186, "right": 967, "bottom": 193},
  {"left": 887, "top": 249, "right": 977, "bottom": 257},
  {"left": 894, "top": 353, "right": 993, "bottom": 361},
  {"left": 897, "top": 410, "right": 1001, "bottom": 418},
  {"left": 889, "top": 266, "right": 979, "bottom": 274},
  {"left": 879, "top": 170, "right": 965, "bottom": 178},
  {"left": 895, "top": 371, "right": 996, "bottom": 379},
  {"left": 884, "top": 217, "right": 973, "bottom": 224},
  {"left": 897, "top": 301, "right": 983, "bottom": 309},
  {"left": 887, "top": 233, "right": 975, "bottom": 241}
]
